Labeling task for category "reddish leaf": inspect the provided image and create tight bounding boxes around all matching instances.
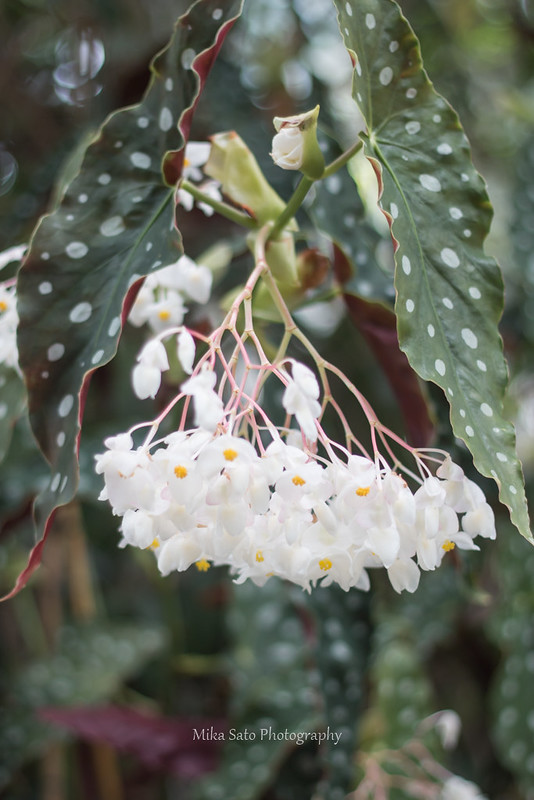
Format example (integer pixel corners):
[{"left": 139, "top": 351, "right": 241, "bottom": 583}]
[{"left": 40, "top": 705, "right": 226, "bottom": 778}]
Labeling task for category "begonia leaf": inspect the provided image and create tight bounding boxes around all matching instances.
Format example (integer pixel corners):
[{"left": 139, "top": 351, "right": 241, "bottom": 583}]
[
  {"left": 195, "top": 580, "right": 320, "bottom": 800},
  {"left": 333, "top": 0, "right": 531, "bottom": 541},
  {"left": 8, "top": 0, "right": 244, "bottom": 600},
  {"left": 307, "top": 587, "right": 371, "bottom": 799},
  {"left": 0, "top": 367, "right": 26, "bottom": 463}
]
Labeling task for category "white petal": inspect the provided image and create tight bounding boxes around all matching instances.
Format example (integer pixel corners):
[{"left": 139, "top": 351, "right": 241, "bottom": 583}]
[
  {"left": 387, "top": 558, "right": 420, "bottom": 593},
  {"left": 177, "top": 329, "right": 195, "bottom": 374}
]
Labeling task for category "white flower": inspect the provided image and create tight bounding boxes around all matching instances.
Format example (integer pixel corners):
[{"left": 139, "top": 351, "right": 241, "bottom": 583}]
[
  {"left": 183, "top": 141, "right": 212, "bottom": 181},
  {"left": 271, "top": 126, "right": 304, "bottom": 170},
  {"left": 132, "top": 338, "right": 170, "bottom": 399},
  {"left": 181, "top": 369, "right": 224, "bottom": 431},
  {"left": 434, "top": 710, "right": 462, "bottom": 750},
  {"left": 176, "top": 255, "right": 212, "bottom": 304},
  {"left": 282, "top": 361, "right": 321, "bottom": 441},
  {"left": 441, "top": 776, "right": 488, "bottom": 800},
  {"left": 0, "top": 284, "right": 20, "bottom": 370},
  {"left": 387, "top": 558, "right": 420, "bottom": 593},
  {"left": 177, "top": 329, "right": 195, "bottom": 374}
]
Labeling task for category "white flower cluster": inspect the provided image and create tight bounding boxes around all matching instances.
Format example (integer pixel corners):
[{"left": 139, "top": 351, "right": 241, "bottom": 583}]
[
  {"left": 0, "top": 283, "right": 20, "bottom": 371},
  {"left": 129, "top": 255, "right": 212, "bottom": 335},
  {"left": 177, "top": 141, "right": 222, "bottom": 215},
  {"left": 95, "top": 418, "right": 495, "bottom": 594}
]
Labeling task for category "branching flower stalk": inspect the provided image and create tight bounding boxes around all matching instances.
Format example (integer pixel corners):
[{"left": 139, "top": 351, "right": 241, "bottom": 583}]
[{"left": 96, "top": 220, "right": 497, "bottom": 595}]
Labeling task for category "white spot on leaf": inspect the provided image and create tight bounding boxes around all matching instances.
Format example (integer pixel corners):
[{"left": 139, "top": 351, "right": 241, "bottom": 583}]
[
  {"left": 130, "top": 152, "right": 151, "bottom": 170},
  {"left": 379, "top": 67, "right": 393, "bottom": 86},
  {"left": 437, "top": 143, "right": 452, "bottom": 155},
  {"left": 66, "top": 241, "right": 88, "bottom": 259},
  {"left": 406, "top": 87, "right": 417, "bottom": 99},
  {"left": 406, "top": 299, "right": 415, "bottom": 312},
  {"left": 108, "top": 316, "right": 121, "bottom": 337},
  {"left": 91, "top": 349, "right": 105, "bottom": 365},
  {"left": 69, "top": 302, "right": 92, "bottom": 323},
  {"left": 165, "top": 78, "right": 173, "bottom": 92},
  {"left": 469, "top": 287, "right": 481, "bottom": 299},
  {"left": 419, "top": 174, "right": 441, "bottom": 192},
  {"left": 481, "top": 403, "right": 493, "bottom": 417},
  {"left": 405, "top": 121, "right": 420, "bottom": 135},
  {"left": 100, "top": 216, "right": 125, "bottom": 237},
  {"left": 57, "top": 431, "right": 66, "bottom": 447},
  {"left": 465, "top": 426, "right": 474, "bottom": 437},
  {"left": 449, "top": 207, "right": 463, "bottom": 220},
  {"left": 401, "top": 255, "right": 411, "bottom": 275},
  {"left": 39, "top": 281, "right": 53, "bottom": 295},
  {"left": 137, "top": 116, "right": 149, "bottom": 129},
  {"left": 497, "top": 452, "right": 508, "bottom": 462},
  {"left": 390, "top": 202, "right": 399, "bottom": 219},
  {"left": 212, "top": 8, "right": 223, "bottom": 20},
  {"left": 78, "top": 193, "right": 88, "bottom": 203},
  {"left": 435, "top": 359, "right": 446, "bottom": 376},
  {"left": 181, "top": 48, "right": 196, "bottom": 70},
  {"left": 427, "top": 324, "right": 435, "bottom": 337},
  {"left": 47, "top": 343, "right": 65, "bottom": 362},
  {"left": 365, "top": 13, "right": 375, "bottom": 28},
  {"left": 159, "top": 107, "right": 173, "bottom": 132},
  {"left": 345, "top": 1, "right": 353, "bottom": 15},
  {"left": 461, "top": 328, "right": 478, "bottom": 349},
  {"left": 98, "top": 173, "right": 111, "bottom": 185},
  {"left": 442, "top": 297, "right": 454, "bottom": 309},
  {"left": 477, "top": 359, "right": 487, "bottom": 372},
  {"left": 58, "top": 395, "right": 74, "bottom": 418}
]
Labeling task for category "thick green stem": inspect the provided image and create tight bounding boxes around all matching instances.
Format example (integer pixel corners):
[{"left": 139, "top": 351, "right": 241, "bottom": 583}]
[
  {"left": 180, "top": 179, "right": 258, "bottom": 229},
  {"left": 323, "top": 139, "right": 363, "bottom": 178},
  {"left": 267, "top": 176, "right": 313, "bottom": 242}
]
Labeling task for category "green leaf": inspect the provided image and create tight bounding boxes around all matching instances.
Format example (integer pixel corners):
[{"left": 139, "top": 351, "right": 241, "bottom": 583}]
[
  {"left": 489, "top": 530, "right": 534, "bottom": 795},
  {"left": 333, "top": 0, "right": 531, "bottom": 541},
  {"left": 0, "top": 366, "right": 26, "bottom": 463},
  {"left": 195, "top": 580, "right": 320, "bottom": 800},
  {"left": 0, "top": 621, "right": 167, "bottom": 787},
  {"left": 306, "top": 587, "right": 371, "bottom": 800},
  {"left": 10, "top": 0, "right": 244, "bottom": 598}
]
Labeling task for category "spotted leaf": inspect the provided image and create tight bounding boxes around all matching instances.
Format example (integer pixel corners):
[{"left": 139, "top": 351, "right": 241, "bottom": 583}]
[
  {"left": 333, "top": 0, "right": 531, "bottom": 541},
  {"left": 0, "top": 366, "right": 26, "bottom": 463},
  {"left": 9, "top": 0, "right": 244, "bottom": 600}
]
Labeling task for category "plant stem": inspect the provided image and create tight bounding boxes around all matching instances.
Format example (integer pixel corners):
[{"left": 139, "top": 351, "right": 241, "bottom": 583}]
[
  {"left": 180, "top": 179, "right": 258, "bottom": 229},
  {"left": 323, "top": 139, "right": 363, "bottom": 178},
  {"left": 267, "top": 176, "right": 313, "bottom": 242}
]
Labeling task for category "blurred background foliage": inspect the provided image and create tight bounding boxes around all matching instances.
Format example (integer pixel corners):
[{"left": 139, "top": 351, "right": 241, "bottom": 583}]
[{"left": 1, "top": 0, "right": 534, "bottom": 798}]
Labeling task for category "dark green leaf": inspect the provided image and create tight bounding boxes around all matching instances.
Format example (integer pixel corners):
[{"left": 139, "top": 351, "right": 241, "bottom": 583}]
[
  {"left": 333, "top": 0, "right": 530, "bottom": 541},
  {"left": 10, "top": 0, "right": 244, "bottom": 598},
  {"left": 0, "top": 366, "right": 26, "bottom": 463}
]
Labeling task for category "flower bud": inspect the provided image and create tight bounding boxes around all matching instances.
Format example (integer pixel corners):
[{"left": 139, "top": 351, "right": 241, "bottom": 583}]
[{"left": 271, "top": 105, "right": 325, "bottom": 180}]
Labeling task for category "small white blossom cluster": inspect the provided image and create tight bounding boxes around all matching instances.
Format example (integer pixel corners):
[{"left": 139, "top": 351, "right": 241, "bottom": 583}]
[
  {"left": 0, "top": 283, "right": 20, "bottom": 371},
  {"left": 177, "top": 141, "right": 222, "bottom": 215},
  {"left": 96, "top": 359, "right": 495, "bottom": 594},
  {"left": 129, "top": 255, "right": 212, "bottom": 335}
]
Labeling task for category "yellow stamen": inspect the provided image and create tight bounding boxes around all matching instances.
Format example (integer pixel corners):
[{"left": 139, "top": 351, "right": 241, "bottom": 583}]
[
  {"left": 158, "top": 309, "right": 171, "bottom": 321},
  {"left": 195, "top": 559, "right": 211, "bottom": 572},
  {"left": 0, "top": 301, "right": 8, "bottom": 312},
  {"left": 319, "top": 558, "right": 332, "bottom": 571},
  {"left": 292, "top": 475, "right": 306, "bottom": 486},
  {"left": 146, "top": 538, "right": 159, "bottom": 550},
  {"left": 356, "top": 486, "right": 370, "bottom": 497},
  {"left": 442, "top": 540, "right": 456, "bottom": 552},
  {"left": 223, "top": 448, "right": 238, "bottom": 461},
  {"left": 174, "top": 465, "right": 188, "bottom": 479},
  {"left": 255, "top": 550, "right": 264, "bottom": 563},
  {"left": 184, "top": 157, "right": 191, "bottom": 167}
]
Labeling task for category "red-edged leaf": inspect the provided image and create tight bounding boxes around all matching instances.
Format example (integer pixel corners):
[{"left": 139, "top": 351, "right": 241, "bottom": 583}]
[
  {"left": 7, "top": 0, "right": 244, "bottom": 600},
  {"left": 334, "top": 245, "right": 434, "bottom": 447},
  {"left": 40, "top": 706, "right": 225, "bottom": 778}
]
